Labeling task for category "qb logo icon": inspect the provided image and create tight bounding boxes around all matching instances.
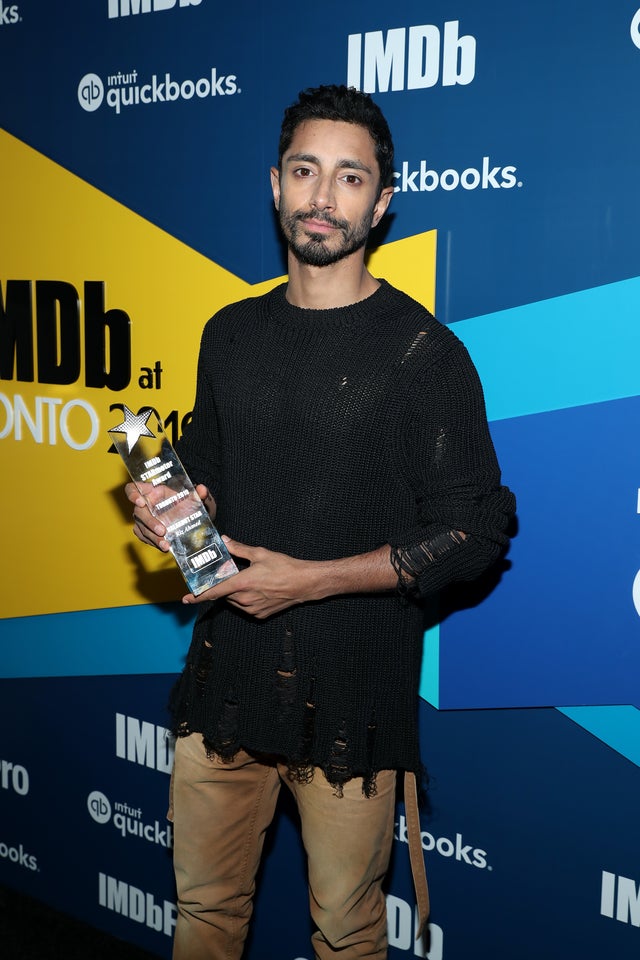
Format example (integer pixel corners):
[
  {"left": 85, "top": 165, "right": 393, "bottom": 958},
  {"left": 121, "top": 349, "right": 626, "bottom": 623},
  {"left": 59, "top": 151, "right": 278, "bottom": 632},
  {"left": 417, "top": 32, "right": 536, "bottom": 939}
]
[
  {"left": 78, "top": 74, "right": 105, "bottom": 112},
  {"left": 88, "top": 790, "right": 112, "bottom": 824},
  {"left": 633, "top": 489, "right": 640, "bottom": 616},
  {"left": 631, "top": 8, "right": 640, "bottom": 49}
]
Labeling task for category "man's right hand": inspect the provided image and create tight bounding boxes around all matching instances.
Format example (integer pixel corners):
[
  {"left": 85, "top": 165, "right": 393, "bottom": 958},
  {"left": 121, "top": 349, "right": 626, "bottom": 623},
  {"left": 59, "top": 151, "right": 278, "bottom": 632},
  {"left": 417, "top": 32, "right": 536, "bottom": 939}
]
[{"left": 125, "top": 482, "right": 215, "bottom": 553}]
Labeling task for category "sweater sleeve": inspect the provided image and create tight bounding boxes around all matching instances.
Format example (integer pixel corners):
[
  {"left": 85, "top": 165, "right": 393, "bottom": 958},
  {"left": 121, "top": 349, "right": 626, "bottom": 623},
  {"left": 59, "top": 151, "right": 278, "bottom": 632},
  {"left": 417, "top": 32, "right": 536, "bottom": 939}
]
[
  {"left": 389, "top": 335, "right": 515, "bottom": 598},
  {"left": 174, "top": 319, "right": 224, "bottom": 499}
]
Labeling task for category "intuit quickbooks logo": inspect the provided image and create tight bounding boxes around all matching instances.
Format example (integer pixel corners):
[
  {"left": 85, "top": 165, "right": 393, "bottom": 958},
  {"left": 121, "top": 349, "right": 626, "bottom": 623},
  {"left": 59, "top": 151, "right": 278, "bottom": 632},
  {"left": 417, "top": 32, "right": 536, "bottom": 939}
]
[
  {"left": 395, "top": 815, "right": 490, "bottom": 870},
  {"left": 631, "top": 8, "right": 640, "bottom": 49},
  {"left": 88, "top": 790, "right": 173, "bottom": 849},
  {"left": 108, "top": 0, "right": 202, "bottom": 18},
  {"left": 0, "top": 840, "right": 38, "bottom": 872},
  {"left": 393, "top": 157, "right": 522, "bottom": 194},
  {"left": 0, "top": 2, "right": 20, "bottom": 25},
  {"left": 78, "top": 66, "right": 239, "bottom": 114}
]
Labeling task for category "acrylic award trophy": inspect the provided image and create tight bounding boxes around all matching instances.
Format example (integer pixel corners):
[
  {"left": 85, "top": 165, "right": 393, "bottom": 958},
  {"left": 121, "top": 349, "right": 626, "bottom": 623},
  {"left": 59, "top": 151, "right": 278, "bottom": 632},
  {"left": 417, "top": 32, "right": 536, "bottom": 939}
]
[{"left": 109, "top": 405, "right": 238, "bottom": 595}]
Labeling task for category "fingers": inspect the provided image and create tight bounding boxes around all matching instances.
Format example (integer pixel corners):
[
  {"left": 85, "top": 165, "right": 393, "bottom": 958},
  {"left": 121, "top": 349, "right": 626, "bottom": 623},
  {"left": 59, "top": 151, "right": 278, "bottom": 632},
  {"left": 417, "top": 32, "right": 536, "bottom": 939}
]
[
  {"left": 221, "top": 536, "right": 256, "bottom": 561},
  {"left": 133, "top": 512, "right": 170, "bottom": 551},
  {"left": 124, "top": 480, "right": 170, "bottom": 550},
  {"left": 124, "top": 481, "right": 145, "bottom": 507},
  {"left": 181, "top": 564, "right": 253, "bottom": 606},
  {"left": 130, "top": 499, "right": 169, "bottom": 551},
  {"left": 182, "top": 588, "right": 272, "bottom": 618},
  {"left": 195, "top": 484, "right": 217, "bottom": 518}
]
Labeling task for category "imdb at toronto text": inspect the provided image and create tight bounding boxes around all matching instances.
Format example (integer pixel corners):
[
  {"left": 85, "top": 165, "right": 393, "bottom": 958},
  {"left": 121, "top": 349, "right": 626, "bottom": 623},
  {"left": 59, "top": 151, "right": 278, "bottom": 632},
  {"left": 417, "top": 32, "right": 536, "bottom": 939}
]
[
  {"left": 0, "top": 396, "right": 191, "bottom": 452},
  {"left": 0, "top": 277, "right": 192, "bottom": 449},
  {"left": 1, "top": 280, "right": 132, "bottom": 391}
]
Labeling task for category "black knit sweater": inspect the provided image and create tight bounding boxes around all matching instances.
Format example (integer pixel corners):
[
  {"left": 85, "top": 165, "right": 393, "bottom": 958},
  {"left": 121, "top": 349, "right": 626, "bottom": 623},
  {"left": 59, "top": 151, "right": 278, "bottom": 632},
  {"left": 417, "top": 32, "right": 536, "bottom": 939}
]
[{"left": 171, "top": 280, "right": 515, "bottom": 790}]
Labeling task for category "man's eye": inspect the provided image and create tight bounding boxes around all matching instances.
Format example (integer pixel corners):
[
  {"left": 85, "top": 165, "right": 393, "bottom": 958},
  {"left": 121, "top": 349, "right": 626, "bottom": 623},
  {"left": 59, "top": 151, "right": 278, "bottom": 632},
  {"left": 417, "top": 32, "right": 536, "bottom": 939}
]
[
  {"left": 294, "top": 167, "right": 313, "bottom": 177},
  {"left": 342, "top": 174, "right": 362, "bottom": 185}
]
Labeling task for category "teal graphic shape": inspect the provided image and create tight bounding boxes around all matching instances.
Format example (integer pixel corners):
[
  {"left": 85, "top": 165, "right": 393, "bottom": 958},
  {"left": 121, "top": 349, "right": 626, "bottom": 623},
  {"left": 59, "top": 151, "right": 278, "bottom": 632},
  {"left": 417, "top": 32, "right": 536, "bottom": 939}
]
[
  {"left": 454, "top": 276, "right": 640, "bottom": 422},
  {"left": 557, "top": 706, "right": 640, "bottom": 769},
  {"left": 0, "top": 605, "right": 191, "bottom": 678},
  {"left": 419, "top": 624, "right": 440, "bottom": 708}
]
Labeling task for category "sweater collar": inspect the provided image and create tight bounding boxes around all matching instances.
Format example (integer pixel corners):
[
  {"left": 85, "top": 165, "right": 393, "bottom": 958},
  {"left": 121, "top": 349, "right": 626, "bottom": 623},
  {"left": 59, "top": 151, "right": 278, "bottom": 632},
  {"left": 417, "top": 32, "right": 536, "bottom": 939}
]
[{"left": 265, "top": 280, "right": 391, "bottom": 329}]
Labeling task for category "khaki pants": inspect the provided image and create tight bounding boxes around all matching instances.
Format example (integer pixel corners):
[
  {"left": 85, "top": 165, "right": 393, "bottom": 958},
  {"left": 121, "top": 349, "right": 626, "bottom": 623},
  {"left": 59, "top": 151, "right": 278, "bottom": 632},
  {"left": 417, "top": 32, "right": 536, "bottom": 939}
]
[{"left": 169, "top": 733, "right": 397, "bottom": 959}]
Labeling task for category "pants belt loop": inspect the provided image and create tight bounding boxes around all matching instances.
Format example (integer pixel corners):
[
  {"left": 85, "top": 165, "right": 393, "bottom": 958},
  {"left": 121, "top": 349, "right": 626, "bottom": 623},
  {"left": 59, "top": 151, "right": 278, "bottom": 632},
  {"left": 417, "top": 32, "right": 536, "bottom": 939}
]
[{"left": 404, "top": 770, "right": 430, "bottom": 939}]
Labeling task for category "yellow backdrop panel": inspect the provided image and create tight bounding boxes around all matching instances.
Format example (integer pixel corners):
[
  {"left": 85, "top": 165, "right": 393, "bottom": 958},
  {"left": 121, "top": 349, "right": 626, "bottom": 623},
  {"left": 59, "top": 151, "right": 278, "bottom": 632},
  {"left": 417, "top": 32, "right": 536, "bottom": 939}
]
[{"left": 0, "top": 130, "right": 436, "bottom": 618}]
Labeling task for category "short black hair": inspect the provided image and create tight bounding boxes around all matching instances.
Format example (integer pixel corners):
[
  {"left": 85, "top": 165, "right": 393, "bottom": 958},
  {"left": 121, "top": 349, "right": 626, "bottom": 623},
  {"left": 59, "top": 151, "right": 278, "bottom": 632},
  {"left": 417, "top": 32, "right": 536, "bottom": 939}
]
[{"left": 278, "top": 84, "right": 395, "bottom": 190}]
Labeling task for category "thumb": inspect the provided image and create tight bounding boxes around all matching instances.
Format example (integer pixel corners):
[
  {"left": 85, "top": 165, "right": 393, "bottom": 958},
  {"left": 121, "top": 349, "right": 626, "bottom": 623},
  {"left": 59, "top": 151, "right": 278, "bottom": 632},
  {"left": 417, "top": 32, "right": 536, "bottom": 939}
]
[{"left": 222, "top": 536, "right": 255, "bottom": 561}]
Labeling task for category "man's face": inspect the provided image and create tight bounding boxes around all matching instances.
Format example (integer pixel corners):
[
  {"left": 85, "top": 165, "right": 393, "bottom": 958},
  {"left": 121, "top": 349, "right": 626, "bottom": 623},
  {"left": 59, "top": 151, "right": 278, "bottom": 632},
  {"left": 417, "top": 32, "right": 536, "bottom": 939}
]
[{"left": 271, "top": 119, "right": 393, "bottom": 268}]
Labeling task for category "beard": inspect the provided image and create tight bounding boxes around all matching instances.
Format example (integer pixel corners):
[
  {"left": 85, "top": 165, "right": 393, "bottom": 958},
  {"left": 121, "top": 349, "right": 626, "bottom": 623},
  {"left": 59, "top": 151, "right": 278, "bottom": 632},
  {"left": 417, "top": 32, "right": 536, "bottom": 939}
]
[{"left": 278, "top": 202, "right": 376, "bottom": 267}]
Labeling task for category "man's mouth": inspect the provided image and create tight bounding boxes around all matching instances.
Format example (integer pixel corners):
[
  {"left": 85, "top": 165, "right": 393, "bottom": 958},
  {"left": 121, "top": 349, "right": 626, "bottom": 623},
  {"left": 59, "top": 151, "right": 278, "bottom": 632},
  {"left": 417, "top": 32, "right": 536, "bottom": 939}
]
[
  {"left": 302, "top": 218, "right": 337, "bottom": 233},
  {"left": 295, "top": 211, "right": 347, "bottom": 232}
]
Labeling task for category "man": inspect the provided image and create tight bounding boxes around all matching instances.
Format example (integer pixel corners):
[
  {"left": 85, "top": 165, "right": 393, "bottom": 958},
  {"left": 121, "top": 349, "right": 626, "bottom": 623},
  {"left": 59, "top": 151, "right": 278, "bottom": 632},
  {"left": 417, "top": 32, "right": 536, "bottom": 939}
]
[{"left": 127, "top": 84, "right": 515, "bottom": 959}]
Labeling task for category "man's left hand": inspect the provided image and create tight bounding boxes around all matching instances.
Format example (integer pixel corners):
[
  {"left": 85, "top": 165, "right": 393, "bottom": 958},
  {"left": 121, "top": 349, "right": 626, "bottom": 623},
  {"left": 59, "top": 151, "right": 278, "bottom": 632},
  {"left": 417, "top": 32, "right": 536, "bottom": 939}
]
[{"left": 182, "top": 537, "right": 319, "bottom": 619}]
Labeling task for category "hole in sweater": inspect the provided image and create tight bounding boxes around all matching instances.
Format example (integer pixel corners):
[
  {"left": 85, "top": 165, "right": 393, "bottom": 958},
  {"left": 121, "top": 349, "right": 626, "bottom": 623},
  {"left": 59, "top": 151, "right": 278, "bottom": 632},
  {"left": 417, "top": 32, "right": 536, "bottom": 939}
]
[{"left": 402, "top": 331, "right": 427, "bottom": 362}]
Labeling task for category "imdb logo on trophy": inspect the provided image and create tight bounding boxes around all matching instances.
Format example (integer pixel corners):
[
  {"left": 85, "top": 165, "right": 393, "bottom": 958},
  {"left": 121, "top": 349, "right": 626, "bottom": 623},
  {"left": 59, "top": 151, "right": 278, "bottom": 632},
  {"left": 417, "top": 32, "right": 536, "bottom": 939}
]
[{"left": 109, "top": 406, "right": 237, "bottom": 594}]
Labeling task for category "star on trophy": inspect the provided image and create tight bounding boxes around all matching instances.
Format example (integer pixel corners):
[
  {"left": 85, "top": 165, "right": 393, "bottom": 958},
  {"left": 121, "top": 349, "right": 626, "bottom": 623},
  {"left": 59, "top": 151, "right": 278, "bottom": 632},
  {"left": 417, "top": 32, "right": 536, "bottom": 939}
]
[{"left": 109, "top": 406, "right": 238, "bottom": 595}]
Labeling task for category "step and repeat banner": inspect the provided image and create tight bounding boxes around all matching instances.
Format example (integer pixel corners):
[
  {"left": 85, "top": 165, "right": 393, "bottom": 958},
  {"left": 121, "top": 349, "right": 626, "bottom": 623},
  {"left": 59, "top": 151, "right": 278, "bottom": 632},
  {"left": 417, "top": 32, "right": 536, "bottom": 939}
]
[{"left": 2, "top": 2, "right": 640, "bottom": 958}]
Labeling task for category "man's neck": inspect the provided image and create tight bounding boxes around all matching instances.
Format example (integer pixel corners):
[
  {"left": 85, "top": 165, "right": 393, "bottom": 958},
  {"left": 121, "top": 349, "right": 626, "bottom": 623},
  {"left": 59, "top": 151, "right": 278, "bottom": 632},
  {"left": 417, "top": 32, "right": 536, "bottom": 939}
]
[{"left": 285, "top": 252, "right": 380, "bottom": 310}]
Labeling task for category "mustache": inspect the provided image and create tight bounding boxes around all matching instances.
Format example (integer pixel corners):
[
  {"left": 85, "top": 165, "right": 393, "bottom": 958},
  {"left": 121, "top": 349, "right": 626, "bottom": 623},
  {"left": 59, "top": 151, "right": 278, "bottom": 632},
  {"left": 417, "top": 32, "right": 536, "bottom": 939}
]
[{"left": 292, "top": 210, "right": 350, "bottom": 232}]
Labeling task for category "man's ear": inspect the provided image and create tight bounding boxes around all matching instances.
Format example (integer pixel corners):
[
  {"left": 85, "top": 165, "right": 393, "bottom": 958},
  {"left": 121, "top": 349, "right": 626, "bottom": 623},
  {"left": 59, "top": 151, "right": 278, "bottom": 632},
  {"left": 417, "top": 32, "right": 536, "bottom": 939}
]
[
  {"left": 270, "top": 166, "right": 281, "bottom": 210},
  {"left": 371, "top": 185, "right": 394, "bottom": 228}
]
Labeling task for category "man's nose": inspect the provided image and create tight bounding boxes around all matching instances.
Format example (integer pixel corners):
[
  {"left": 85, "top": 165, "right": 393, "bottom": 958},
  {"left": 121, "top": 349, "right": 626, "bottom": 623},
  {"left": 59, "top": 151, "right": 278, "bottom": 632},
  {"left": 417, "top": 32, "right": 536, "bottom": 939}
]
[{"left": 310, "top": 174, "right": 336, "bottom": 210}]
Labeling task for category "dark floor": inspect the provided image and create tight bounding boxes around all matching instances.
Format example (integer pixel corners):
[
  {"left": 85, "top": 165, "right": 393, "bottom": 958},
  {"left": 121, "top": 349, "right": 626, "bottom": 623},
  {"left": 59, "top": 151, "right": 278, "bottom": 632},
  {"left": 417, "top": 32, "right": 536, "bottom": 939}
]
[{"left": 0, "top": 885, "right": 163, "bottom": 960}]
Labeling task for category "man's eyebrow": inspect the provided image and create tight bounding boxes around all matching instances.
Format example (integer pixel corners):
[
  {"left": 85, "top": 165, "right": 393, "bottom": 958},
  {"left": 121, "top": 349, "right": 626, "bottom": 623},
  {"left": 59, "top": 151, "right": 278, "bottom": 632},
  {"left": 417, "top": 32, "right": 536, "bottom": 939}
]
[
  {"left": 336, "top": 158, "right": 374, "bottom": 175},
  {"left": 285, "top": 153, "right": 374, "bottom": 175}
]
